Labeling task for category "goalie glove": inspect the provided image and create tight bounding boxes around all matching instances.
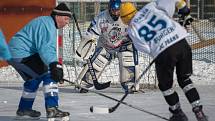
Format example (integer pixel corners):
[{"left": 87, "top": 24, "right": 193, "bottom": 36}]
[
  {"left": 179, "top": 14, "right": 194, "bottom": 28},
  {"left": 76, "top": 37, "right": 96, "bottom": 60},
  {"left": 49, "top": 62, "right": 64, "bottom": 84}
]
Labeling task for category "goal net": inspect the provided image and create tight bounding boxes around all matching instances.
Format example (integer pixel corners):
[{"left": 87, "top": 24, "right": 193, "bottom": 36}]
[
  {"left": 58, "top": 0, "right": 215, "bottom": 87},
  {"left": 0, "top": 0, "right": 214, "bottom": 88},
  {"left": 59, "top": 0, "right": 215, "bottom": 89},
  {"left": 60, "top": 1, "right": 157, "bottom": 89}
]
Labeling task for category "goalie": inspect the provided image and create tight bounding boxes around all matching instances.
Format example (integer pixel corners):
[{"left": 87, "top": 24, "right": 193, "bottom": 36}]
[{"left": 76, "top": 0, "right": 140, "bottom": 94}]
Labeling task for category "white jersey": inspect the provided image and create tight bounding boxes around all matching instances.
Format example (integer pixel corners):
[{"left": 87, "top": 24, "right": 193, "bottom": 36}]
[
  {"left": 128, "top": 0, "right": 189, "bottom": 58},
  {"left": 86, "top": 10, "right": 130, "bottom": 51}
]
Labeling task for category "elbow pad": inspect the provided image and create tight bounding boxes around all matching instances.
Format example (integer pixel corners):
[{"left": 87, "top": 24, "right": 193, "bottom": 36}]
[
  {"left": 178, "top": 6, "right": 190, "bottom": 17},
  {"left": 177, "top": 0, "right": 190, "bottom": 17},
  {"left": 177, "top": 2, "right": 193, "bottom": 27}
]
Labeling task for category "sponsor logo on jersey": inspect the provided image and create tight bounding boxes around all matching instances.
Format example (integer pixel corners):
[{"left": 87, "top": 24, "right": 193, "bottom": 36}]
[{"left": 108, "top": 27, "right": 122, "bottom": 44}]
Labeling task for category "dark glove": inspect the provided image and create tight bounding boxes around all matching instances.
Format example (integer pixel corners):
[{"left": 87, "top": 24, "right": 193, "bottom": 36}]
[
  {"left": 183, "top": 15, "right": 194, "bottom": 27},
  {"left": 179, "top": 15, "right": 194, "bottom": 28},
  {"left": 49, "top": 62, "right": 64, "bottom": 84}
]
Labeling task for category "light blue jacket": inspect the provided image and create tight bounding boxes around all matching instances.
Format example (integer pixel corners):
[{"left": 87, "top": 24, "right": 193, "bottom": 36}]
[
  {"left": 0, "top": 30, "right": 11, "bottom": 60},
  {"left": 9, "top": 16, "right": 58, "bottom": 65}
]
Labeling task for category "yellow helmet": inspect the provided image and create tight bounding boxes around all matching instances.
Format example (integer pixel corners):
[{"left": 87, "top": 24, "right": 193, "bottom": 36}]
[{"left": 120, "top": 2, "right": 137, "bottom": 25}]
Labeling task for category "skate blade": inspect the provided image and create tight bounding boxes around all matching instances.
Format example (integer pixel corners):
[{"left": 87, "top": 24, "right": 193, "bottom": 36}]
[
  {"left": 48, "top": 116, "right": 70, "bottom": 121},
  {"left": 15, "top": 115, "right": 40, "bottom": 120}
]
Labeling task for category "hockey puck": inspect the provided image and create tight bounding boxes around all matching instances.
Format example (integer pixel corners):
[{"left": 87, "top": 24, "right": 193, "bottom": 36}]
[{"left": 90, "top": 106, "right": 93, "bottom": 112}]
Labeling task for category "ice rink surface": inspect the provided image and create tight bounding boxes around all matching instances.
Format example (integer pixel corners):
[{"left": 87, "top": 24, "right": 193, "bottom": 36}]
[{"left": 0, "top": 84, "right": 214, "bottom": 121}]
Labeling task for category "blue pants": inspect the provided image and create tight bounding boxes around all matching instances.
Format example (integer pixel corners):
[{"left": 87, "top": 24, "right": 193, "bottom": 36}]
[{"left": 8, "top": 54, "right": 59, "bottom": 110}]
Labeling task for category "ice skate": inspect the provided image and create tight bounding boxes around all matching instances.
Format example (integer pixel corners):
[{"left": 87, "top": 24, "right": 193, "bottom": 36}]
[
  {"left": 193, "top": 106, "right": 208, "bottom": 121},
  {"left": 46, "top": 107, "right": 70, "bottom": 121},
  {"left": 169, "top": 109, "right": 188, "bottom": 121},
  {"left": 79, "top": 80, "right": 94, "bottom": 93},
  {"left": 121, "top": 82, "right": 137, "bottom": 94},
  {"left": 15, "top": 109, "right": 41, "bottom": 120}
]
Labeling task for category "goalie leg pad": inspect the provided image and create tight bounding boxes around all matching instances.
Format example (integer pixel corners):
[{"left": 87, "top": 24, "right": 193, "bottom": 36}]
[
  {"left": 134, "top": 65, "right": 140, "bottom": 91},
  {"left": 93, "top": 54, "right": 109, "bottom": 72},
  {"left": 118, "top": 51, "right": 135, "bottom": 67},
  {"left": 118, "top": 49, "right": 140, "bottom": 91},
  {"left": 91, "top": 47, "right": 111, "bottom": 76},
  {"left": 80, "top": 47, "right": 111, "bottom": 83},
  {"left": 118, "top": 51, "right": 135, "bottom": 83}
]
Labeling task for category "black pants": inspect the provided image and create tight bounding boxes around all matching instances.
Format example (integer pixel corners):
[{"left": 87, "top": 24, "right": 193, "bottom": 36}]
[
  {"left": 8, "top": 53, "right": 59, "bottom": 109},
  {"left": 155, "top": 39, "right": 201, "bottom": 112},
  {"left": 155, "top": 39, "right": 192, "bottom": 91},
  {"left": 8, "top": 53, "right": 48, "bottom": 81}
]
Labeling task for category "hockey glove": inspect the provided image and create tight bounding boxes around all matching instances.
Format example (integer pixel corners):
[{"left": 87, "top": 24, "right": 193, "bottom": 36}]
[
  {"left": 76, "top": 38, "right": 96, "bottom": 60},
  {"left": 49, "top": 62, "right": 64, "bottom": 84},
  {"left": 179, "top": 15, "right": 194, "bottom": 28}
]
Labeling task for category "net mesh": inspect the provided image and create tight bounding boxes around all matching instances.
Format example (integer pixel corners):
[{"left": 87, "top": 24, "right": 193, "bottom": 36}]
[
  {"left": 0, "top": 1, "right": 214, "bottom": 88},
  {"left": 61, "top": 1, "right": 215, "bottom": 89}
]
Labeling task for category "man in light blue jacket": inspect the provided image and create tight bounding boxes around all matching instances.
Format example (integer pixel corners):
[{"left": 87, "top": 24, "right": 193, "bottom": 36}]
[
  {"left": 0, "top": 30, "right": 11, "bottom": 61},
  {"left": 8, "top": 3, "right": 71, "bottom": 120}
]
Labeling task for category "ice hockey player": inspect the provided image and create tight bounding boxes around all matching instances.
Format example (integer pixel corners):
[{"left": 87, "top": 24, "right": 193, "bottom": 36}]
[
  {"left": 0, "top": 29, "right": 11, "bottom": 61},
  {"left": 120, "top": 1, "right": 208, "bottom": 121},
  {"left": 8, "top": 3, "right": 71, "bottom": 121},
  {"left": 76, "top": 0, "right": 140, "bottom": 94}
]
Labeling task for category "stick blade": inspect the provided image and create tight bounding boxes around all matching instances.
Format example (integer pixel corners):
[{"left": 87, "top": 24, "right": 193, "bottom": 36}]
[
  {"left": 90, "top": 106, "right": 109, "bottom": 114},
  {"left": 93, "top": 81, "right": 111, "bottom": 90}
]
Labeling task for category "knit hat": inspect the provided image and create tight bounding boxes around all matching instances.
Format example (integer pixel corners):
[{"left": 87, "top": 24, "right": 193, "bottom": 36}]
[
  {"left": 51, "top": 2, "right": 72, "bottom": 17},
  {"left": 120, "top": 2, "right": 137, "bottom": 25}
]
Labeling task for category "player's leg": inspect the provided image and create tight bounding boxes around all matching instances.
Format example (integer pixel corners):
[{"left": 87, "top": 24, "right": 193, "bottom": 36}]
[
  {"left": 42, "top": 74, "right": 70, "bottom": 121},
  {"left": 79, "top": 47, "right": 112, "bottom": 93},
  {"left": 8, "top": 53, "right": 47, "bottom": 119},
  {"left": 118, "top": 44, "right": 140, "bottom": 94},
  {"left": 176, "top": 39, "right": 208, "bottom": 121},
  {"left": 15, "top": 79, "right": 42, "bottom": 120},
  {"left": 46, "top": 107, "right": 70, "bottom": 121},
  {"left": 155, "top": 41, "right": 188, "bottom": 121}
]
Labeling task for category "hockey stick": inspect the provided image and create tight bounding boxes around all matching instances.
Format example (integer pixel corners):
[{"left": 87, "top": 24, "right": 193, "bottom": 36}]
[
  {"left": 90, "top": 59, "right": 155, "bottom": 113},
  {"left": 190, "top": 19, "right": 204, "bottom": 42},
  {"left": 87, "top": 57, "right": 111, "bottom": 90},
  {"left": 72, "top": 13, "right": 111, "bottom": 90},
  {"left": 63, "top": 78, "right": 168, "bottom": 120},
  {"left": 188, "top": 19, "right": 215, "bottom": 49}
]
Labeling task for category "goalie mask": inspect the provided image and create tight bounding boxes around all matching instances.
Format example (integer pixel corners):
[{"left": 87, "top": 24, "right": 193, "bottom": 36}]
[{"left": 108, "top": 0, "right": 121, "bottom": 21}]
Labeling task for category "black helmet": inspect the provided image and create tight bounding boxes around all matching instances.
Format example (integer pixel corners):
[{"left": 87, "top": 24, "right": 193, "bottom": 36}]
[{"left": 108, "top": 0, "right": 121, "bottom": 21}]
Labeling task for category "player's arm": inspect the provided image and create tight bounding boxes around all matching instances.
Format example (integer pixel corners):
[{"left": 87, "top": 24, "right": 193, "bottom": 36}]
[
  {"left": 36, "top": 24, "right": 63, "bottom": 83},
  {"left": 176, "top": 0, "right": 189, "bottom": 16},
  {"left": 176, "top": 0, "right": 193, "bottom": 27},
  {"left": 76, "top": 15, "right": 101, "bottom": 60},
  {"left": 87, "top": 18, "right": 101, "bottom": 37},
  {"left": 0, "top": 30, "right": 11, "bottom": 60}
]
